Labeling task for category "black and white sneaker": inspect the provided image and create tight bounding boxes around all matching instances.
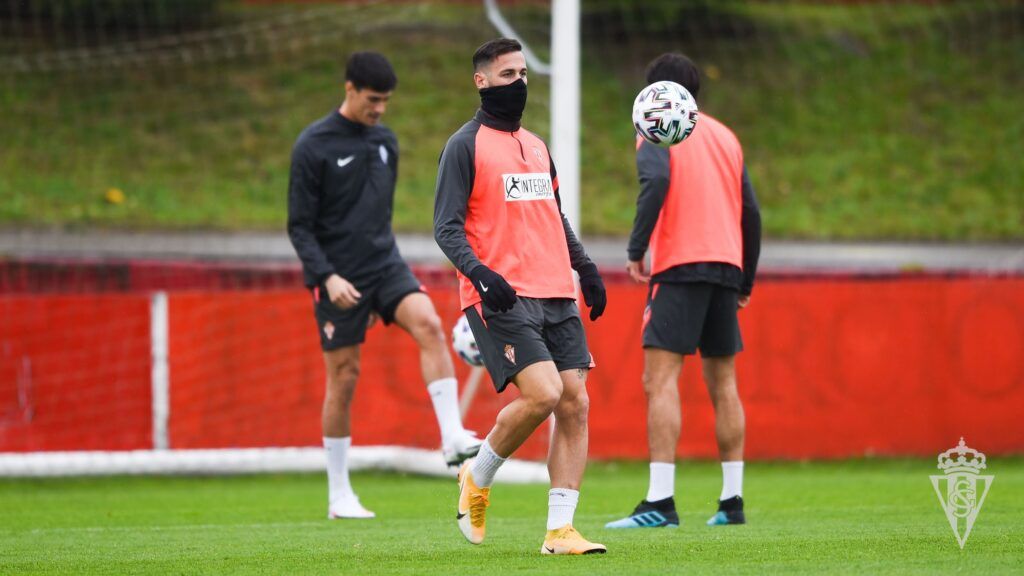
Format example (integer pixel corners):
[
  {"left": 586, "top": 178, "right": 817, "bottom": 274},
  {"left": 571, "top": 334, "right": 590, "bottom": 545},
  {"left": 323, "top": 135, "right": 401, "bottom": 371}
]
[
  {"left": 706, "top": 495, "right": 746, "bottom": 525},
  {"left": 605, "top": 496, "right": 679, "bottom": 529}
]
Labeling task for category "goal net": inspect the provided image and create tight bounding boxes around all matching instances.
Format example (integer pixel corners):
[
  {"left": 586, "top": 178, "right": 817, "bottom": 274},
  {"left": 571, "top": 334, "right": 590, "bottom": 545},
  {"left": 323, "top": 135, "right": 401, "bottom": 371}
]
[{"left": 0, "top": 262, "right": 551, "bottom": 482}]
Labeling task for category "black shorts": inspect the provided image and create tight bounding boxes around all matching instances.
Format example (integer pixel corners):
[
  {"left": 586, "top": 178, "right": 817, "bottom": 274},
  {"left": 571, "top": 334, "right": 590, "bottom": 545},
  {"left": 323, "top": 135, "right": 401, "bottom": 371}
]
[
  {"left": 642, "top": 282, "right": 743, "bottom": 357},
  {"left": 464, "top": 297, "right": 592, "bottom": 393},
  {"left": 311, "top": 262, "right": 424, "bottom": 351}
]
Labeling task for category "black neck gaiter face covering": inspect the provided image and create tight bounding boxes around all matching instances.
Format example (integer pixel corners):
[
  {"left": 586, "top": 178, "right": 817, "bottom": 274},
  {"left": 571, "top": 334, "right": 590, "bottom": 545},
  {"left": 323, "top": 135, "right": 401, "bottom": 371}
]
[{"left": 479, "top": 78, "right": 527, "bottom": 124}]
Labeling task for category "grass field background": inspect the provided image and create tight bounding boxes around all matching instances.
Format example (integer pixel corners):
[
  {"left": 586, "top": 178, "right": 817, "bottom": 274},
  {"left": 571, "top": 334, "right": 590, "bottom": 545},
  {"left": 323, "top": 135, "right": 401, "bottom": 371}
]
[
  {"left": 1, "top": 1, "right": 1022, "bottom": 239},
  {"left": 3, "top": 459, "right": 1021, "bottom": 574}
]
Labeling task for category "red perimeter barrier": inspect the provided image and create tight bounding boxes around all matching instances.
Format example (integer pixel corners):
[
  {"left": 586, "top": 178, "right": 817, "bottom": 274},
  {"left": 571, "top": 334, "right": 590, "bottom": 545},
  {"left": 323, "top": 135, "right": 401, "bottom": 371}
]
[
  {"left": 0, "top": 295, "right": 152, "bottom": 451},
  {"left": 1, "top": 262, "right": 1022, "bottom": 459},
  {"left": 165, "top": 284, "right": 552, "bottom": 459},
  {"left": 586, "top": 275, "right": 1024, "bottom": 459}
]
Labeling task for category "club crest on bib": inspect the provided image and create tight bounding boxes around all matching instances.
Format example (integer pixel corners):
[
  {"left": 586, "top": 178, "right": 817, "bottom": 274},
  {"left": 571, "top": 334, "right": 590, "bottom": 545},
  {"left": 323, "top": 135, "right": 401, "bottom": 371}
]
[{"left": 502, "top": 173, "right": 553, "bottom": 202}]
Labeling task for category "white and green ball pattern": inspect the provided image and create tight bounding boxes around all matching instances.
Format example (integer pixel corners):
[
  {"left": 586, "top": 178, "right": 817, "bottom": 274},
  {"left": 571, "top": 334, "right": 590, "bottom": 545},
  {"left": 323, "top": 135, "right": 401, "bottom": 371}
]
[{"left": 632, "top": 80, "right": 699, "bottom": 147}]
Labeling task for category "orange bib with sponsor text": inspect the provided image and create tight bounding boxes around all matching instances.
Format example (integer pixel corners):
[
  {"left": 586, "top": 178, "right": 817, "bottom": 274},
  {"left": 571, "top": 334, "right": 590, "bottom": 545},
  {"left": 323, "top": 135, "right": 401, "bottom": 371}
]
[{"left": 460, "top": 125, "right": 575, "bottom": 309}]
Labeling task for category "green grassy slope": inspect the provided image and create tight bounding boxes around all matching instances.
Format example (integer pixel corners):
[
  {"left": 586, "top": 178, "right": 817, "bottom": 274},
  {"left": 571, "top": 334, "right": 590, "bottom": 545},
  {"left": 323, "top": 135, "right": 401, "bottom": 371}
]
[
  {"left": 2, "top": 459, "right": 1022, "bottom": 574},
  {"left": 1, "top": 2, "right": 1021, "bottom": 239}
]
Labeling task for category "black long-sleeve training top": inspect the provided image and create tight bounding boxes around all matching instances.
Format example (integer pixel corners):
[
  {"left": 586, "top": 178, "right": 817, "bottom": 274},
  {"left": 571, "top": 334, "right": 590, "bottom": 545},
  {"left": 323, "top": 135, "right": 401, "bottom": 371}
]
[{"left": 287, "top": 110, "right": 403, "bottom": 288}]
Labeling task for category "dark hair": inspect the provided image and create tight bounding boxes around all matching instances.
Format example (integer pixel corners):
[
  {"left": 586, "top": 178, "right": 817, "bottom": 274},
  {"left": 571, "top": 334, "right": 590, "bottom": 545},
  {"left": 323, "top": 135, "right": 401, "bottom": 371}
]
[
  {"left": 472, "top": 38, "right": 523, "bottom": 71},
  {"left": 345, "top": 51, "right": 397, "bottom": 92},
  {"left": 645, "top": 52, "right": 700, "bottom": 100}
]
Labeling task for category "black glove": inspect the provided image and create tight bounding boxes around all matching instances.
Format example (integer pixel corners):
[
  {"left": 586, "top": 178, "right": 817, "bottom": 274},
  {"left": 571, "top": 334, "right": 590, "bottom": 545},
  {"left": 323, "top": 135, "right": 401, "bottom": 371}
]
[
  {"left": 577, "top": 263, "right": 607, "bottom": 321},
  {"left": 469, "top": 265, "right": 517, "bottom": 312}
]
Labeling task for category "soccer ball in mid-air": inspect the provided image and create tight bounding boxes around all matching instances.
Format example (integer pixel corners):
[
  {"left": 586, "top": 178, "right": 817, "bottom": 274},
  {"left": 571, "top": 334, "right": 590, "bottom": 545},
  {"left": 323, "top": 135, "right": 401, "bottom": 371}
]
[
  {"left": 632, "top": 80, "right": 699, "bottom": 147},
  {"left": 451, "top": 314, "right": 483, "bottom": 367}
]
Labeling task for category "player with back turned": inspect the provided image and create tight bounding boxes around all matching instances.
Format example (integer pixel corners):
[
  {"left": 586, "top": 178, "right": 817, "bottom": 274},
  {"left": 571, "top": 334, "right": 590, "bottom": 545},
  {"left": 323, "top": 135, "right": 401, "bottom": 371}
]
[
  {"left": 433, "top": 38, "right": 609, "bottom": 555},
  {"left": 288, "top": 51, "right": 481, "bottom": 520},
  {"left": 606, "top": 53, "right": 762, "bottom": 529}
]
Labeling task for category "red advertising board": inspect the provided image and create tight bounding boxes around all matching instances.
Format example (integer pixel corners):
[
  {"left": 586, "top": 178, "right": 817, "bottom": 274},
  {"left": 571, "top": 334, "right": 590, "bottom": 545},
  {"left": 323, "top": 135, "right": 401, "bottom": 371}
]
[{"left": 2, "top": 269, "right": 1022, "bottom": 459}]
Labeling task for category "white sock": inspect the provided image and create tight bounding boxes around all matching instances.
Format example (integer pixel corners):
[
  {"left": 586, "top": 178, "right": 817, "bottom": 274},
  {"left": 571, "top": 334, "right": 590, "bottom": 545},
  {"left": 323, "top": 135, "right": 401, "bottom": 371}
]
[
  {"left": 721, "top": 461, "right": 744, "bottom": 500},
  {"left": 324, "top": 437, "right": 355, "bottom": 505},
  {"left": 470, "top": 439, "right": 506, "bottom": 488},
  {"left": 646, "top": 462, "right": 676, "bottom": 502},
  {"left": 546, "top": 488, "right": 580, "bottom": 530},
  {"left": 427, "top": 377, "right": 464, "bottom": 445}
]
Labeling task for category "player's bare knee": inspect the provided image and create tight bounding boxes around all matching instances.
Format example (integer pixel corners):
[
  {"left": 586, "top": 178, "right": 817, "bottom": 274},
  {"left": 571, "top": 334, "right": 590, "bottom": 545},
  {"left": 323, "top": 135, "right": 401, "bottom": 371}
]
[
  {"left": 428, "top": 318, "right": 445, "bottom": 343},
  {"left": 419, "top": 313, "right": 446, "bottom": 347},
  {"left": 705, "top": 373, "right": 738, "bottom": 401},
  {"left": 340, "top": 367, "right": 359, "bottom": 387},
  {"left": 642, "top": 369, "right": 673, "bottom": 398},
  {"left": 328, "top": 357, "right": 360, "bottom": 389},
  {"left": 538, "top": 388, "right": 562, "bottom": 415},
  {"left": 555, "top": 389, "right": 589, "bottom": 425},
  {"left": 641, "top": 369, "right": 655, "bottom": 394},
  {"left": 526, "top": 383, "right": 562, "bottom": 417},
  {"left": 339, "top": 362, "right": 361, "bottom": 383}
]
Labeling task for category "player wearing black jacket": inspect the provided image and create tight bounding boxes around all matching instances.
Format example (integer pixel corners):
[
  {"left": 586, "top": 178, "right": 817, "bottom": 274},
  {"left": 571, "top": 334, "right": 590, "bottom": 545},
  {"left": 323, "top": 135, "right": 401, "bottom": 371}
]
[{"left": 287, "top": 52, "right": 481, "bottom": 520}]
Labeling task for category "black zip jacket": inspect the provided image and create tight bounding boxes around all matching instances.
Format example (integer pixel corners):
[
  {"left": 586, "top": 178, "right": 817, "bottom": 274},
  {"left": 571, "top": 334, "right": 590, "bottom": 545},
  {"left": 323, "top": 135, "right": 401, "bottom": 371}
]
[{"left": 287, "top": 110, "right": 403, "bottom": 288}]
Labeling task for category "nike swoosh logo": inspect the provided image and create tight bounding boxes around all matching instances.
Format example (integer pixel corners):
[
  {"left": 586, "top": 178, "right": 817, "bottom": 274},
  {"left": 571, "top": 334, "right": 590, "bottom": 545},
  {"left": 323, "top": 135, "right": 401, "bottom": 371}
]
[
  {"left": 480, "top": 282, "right": 489, "bottom": 293},
  {"left": 545, "top": 546, "right": 555, "bottom": 554},
  {"left": 456, "top": 512, "right": 467, "bottom": 520},
  {"left": 337, "top": 155, "right": 355, "bottom": 167}
]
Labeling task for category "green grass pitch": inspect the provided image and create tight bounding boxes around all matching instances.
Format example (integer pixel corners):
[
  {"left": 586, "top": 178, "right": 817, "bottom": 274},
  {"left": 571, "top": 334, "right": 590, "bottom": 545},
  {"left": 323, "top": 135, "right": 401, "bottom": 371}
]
[{"left": 2, "top": 459, "right": 1021, "bottom": 575}]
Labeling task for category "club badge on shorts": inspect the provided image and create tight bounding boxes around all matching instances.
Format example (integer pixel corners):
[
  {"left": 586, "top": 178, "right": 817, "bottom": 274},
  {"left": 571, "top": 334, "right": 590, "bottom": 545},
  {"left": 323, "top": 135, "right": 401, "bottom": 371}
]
[
  {"left": 504, "top": 344, "right": 516, "bottom": 364},
  {"left": 323, "top": 321, "right": 335, "bottom": 341}
]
